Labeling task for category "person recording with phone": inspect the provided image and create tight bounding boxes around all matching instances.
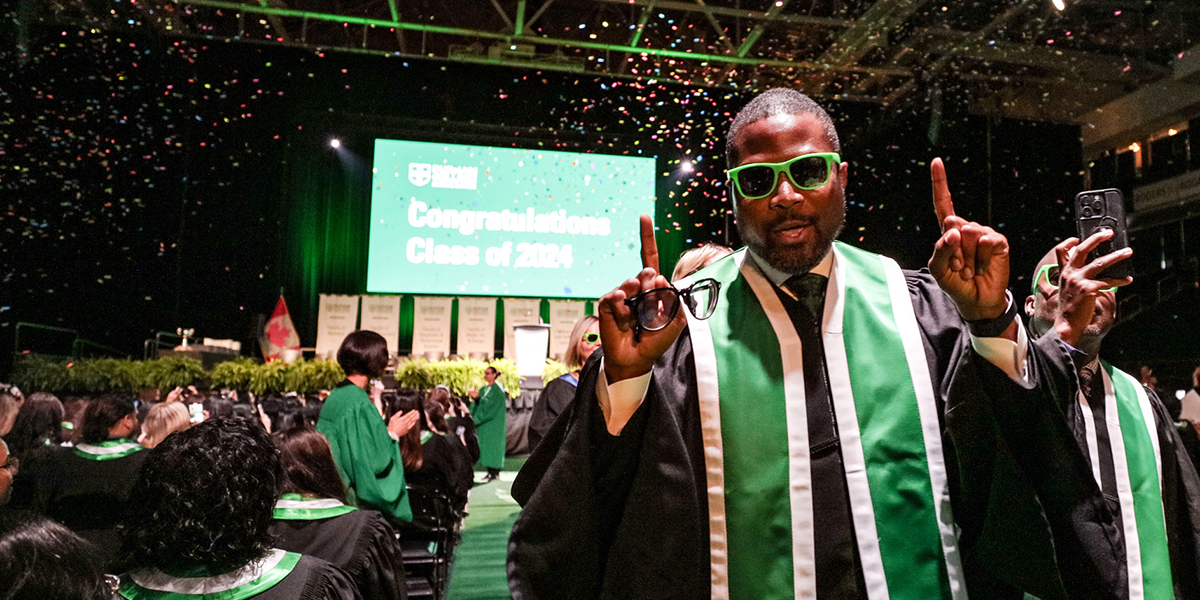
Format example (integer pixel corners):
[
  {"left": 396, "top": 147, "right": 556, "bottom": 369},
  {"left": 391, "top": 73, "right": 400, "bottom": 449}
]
[
  {"left": 1025, "top": 230, "right": 1200, "bottom": 598},
  {"left": 527, "top": 315, "right": 601, "bottom": 452}
]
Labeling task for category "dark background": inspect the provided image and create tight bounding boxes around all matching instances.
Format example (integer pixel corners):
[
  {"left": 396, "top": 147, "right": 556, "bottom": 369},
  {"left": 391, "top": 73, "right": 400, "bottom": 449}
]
[{"left": 2, "top": 16, "right": 1194, "bottom": 388}]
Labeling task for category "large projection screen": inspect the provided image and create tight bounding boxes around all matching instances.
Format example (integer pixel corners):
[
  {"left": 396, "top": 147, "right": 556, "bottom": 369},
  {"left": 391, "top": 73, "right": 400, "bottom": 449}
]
[{"left": 366, "top": 139, "right": 656, "bottom": 299}]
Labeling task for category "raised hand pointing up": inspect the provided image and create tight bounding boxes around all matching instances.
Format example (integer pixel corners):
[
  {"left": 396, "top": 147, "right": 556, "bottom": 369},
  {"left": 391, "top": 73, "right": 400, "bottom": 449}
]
[
  {"left": 598, "top": 214, "right": 688, "bottom": 384},
  {"left": 927, "top": 157, "right": 1013, "bottom": 328}
]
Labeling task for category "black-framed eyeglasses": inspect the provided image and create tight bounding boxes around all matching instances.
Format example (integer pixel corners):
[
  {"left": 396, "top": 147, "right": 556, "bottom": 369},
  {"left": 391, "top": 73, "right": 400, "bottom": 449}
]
[
  {"left": 582, "top": 332, "right": 601, "bottom": 344},
  {"left": 623, "top": 278, "right": 721, "bottom": 342}
]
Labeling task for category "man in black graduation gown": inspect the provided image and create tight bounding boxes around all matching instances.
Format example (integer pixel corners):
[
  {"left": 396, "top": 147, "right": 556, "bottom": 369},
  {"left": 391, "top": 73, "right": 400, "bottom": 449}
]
[
  {"left": 509, "top": 88, "right": 1123, "bottom": 600},
  {"left": 1025, "top": 234, "right": 1200, "bottom": 599}
]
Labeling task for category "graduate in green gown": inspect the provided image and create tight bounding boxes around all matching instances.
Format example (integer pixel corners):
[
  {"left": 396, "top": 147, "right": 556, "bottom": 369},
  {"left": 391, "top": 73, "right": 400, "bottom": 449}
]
[
  {"left": 469, "top": 366, "right": 507, "bottom": 482},
  {"left": 317, "top": 330, "right": 420, "bottom": 524}
]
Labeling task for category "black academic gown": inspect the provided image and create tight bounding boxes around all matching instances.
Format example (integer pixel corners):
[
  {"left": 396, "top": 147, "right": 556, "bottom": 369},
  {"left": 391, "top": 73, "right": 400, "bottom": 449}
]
[
  {"left": 448, "top": 415, "right": 480, "bottom": 465},
  {"left": 406, "top": 433, "right": 473, "bottom": 514},
  {"left": 509, "top": 270, "right": 1126, "bottom": 600},
  {"left": 1058, "top": 369, "right": 1200, "bottom": 600},
  {"left": 34, "top": 443, "right": 148, "bottom": 570},
  {"left": 253, "top": 555, "right": 362, "bottom": 600},
  {"left": 268, "top": 510, "right": 407, "bottom": 600},
  {"left": 119, "top": 554, "right": 362, "bottom": 600},
  {"left": 527, "top": 374, "right": 578, "bottom": 452}
]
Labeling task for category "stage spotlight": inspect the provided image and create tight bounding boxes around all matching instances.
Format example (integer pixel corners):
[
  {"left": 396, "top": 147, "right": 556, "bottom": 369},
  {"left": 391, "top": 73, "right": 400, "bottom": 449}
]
[
  {"left": 1051, "top": 0, "right": 1065, "bottom": 10},
  {"left": 330, "top": 138, "right": 342, "bottom": 149},
  {"left": 680, "top": 160, "right": 694, "bottom": 173}
]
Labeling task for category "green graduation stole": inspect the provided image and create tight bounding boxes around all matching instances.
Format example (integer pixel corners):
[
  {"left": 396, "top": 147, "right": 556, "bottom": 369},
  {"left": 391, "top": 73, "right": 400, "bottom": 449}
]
[
  {"left": 1088, "top": 362, "right": 1173, "bottom": 599},
  {"left": 118, "top": 549, "right": 301, "bottom": 600},
  {"left": 272, "top": 493, "right": 357, "bottom": 521},
  {"left": 73, "top": 438, "right": 144, "bottom": 461},
  {"left": 680, "top": 243, "right": 962, "bottom": 600}
]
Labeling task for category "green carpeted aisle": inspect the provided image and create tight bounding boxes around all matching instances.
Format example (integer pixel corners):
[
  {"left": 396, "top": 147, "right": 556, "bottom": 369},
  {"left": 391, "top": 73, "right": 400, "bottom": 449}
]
[{"left": 445, "top": 457, "right": 527, "bottom": 600}]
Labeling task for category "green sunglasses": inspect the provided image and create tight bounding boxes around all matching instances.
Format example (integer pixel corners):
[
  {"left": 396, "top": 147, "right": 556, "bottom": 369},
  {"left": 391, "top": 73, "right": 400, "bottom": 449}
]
[
  {"left": 728, "top": 152, "right": 841, "bottom": 200},
  {"left": 582, "top": 332, "right": 601, "bottom": 344},
  {"left": 1032, "top": 263, "right": 1117, "bottom": 295}
]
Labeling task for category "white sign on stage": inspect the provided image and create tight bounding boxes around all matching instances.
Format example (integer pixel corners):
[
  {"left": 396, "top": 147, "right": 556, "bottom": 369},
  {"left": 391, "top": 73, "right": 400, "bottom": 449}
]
[
  {"left": 548, "top": 300, "right": 587, "bottom": 361},
  {"left": 503, "top": 298, "right": 543, "bottom": 360},
  {"left": 457, "top": 297, "right": 497, "bottom": 358},
  {"left": 360, "top": 295, "right": 401, "bottom": 354},
  {"left": 412, "top": 296, "right": 453, "bottom": 358},
  {"left": 315, "top": 294, "right": 361, "bottom": 359}
]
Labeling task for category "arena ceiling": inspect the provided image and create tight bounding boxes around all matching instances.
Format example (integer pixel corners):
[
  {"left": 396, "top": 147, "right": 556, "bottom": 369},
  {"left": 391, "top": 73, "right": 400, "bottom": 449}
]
[{"left": 28, "top": 0, "right": 1200, "bottom": 124}]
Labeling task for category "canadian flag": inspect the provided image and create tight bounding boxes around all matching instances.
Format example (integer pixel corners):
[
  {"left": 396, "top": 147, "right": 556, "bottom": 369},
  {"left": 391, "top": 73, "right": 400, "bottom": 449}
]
[{"left": 262, "top": 296, "right": 301, "bottom": 361}]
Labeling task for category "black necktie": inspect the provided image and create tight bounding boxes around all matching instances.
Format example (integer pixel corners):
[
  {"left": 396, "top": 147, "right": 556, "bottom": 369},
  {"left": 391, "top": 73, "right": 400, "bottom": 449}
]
[
  {"left": 1080, "top": 363, "right": 1124, "bottom": 529},
  {"left": 784, "top": 273, "right": 828, "bottom": 318},
  {"left": 778, "top": 272, "right": 866, "bottom": 598}
]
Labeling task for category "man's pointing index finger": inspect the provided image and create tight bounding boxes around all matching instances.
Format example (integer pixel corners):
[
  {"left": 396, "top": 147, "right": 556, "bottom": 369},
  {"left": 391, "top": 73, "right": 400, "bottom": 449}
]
[
  {"left": 640, "top": 214, "right": 660, "bottom": 273},
  {"left": 931, "top": 157, "right": 956, "bottom": 233}
]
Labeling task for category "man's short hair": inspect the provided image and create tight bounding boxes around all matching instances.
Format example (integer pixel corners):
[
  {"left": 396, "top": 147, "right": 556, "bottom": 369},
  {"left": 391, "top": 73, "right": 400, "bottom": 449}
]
[
  {"left": 726, "top": 88, "right": 841, "bottom": 168},
  {"left": 121, "top": 418, "right": 281, "bottom": 575}
]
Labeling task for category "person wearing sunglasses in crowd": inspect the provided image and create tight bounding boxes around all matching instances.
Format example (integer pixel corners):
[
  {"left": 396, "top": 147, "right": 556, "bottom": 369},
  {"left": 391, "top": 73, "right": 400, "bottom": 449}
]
[
  {"left": 510, "top": 88, "right": 1124, "bottom": 600},
  {"left": 1025, "top": 232, "right": 1200, "bottom": 599},
  {"left": 527, "top": 315, "right": 602, "bottom": 452}
]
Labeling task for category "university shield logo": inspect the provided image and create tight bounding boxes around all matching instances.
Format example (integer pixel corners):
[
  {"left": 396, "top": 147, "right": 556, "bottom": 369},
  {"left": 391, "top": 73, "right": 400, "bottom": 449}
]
[{"left": 408, "top": 163, "right": 432, "bottom": 187}]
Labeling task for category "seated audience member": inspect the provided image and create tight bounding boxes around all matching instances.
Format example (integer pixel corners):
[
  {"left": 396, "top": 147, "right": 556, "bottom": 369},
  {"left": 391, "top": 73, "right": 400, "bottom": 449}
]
[
  {"left": 232, "top": 400, "right": 258, "bottom": 421},
  {"left": 0, "top": 512, "right": 114, "bottom": 600},
  {"left": 429, "top": 386, "right": 479, "bottom": 465},
  {"left": 407, "top": 395, "right": 472, "bottom": 514},
  {"left": 317, "top": 330, "right": 417, "bottom": 524},
  {"left": 670, "top": 242, "right": 734, "bottom": 282},
  {"left": 6, "top": 394, "right": 65, "bottom": 458},
  {"left": 61, "top": 396, "right": 89, "bottom": 445},
  {"left": 269, "top": 427, "right": 406, "bottom": 600},
  {"left": 137, "top": 401, "right": 191, "bottom": 449},
  {"left": 527, "top": 315, "right": 600, "bottom": 451},
  {"left": 1180, "top": 365, "right": 1200, "bottom": 423},
  {"left": 34, "top": 394, "right": 147, "bottom": 568},
  {"left": 118, "top": 419, "right": 361, "bottom": 600},
  {"left": 5, "top": 394, "right": 66, "bottom": 510},
  {"left": 0, "top": 391, "right": 19, "bottom": 437},
  {"left": 203, "top": 395, "right": 235, "bottom": 420},
  {"left": 262, "top": 393, "right": 304, "bottom": 432},
  {"left": 299, "top": 398, "right": 324, "bottom": 429},
  {"left": 1, "top": 439, "right": 15, "bottom": 507}
]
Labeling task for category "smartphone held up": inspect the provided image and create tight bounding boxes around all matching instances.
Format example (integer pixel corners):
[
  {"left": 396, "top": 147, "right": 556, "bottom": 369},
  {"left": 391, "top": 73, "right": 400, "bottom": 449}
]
[{"left": 1074, "top": 188, "right": 1131, "bottom": 280}]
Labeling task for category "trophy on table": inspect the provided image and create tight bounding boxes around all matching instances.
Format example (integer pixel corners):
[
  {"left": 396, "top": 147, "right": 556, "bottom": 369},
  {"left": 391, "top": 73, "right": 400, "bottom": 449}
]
[{"left": 176, "top": 328, "right": 195, "bottom": 350}]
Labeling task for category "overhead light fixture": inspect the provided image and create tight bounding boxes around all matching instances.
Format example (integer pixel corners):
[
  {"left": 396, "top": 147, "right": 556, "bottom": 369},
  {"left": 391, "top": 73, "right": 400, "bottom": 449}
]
[
  {"left": 330, "top": 139, "right": 341, "bottom": 149},
  {"left": 1168, "top": 129, "right": 1179, "bottom": 136},
  {"left": 1051, "top": 0, "right": 1065, "bottom": 10},
  {"left": 1128, "top": 142, "right": 1141, "bottom": 153}
]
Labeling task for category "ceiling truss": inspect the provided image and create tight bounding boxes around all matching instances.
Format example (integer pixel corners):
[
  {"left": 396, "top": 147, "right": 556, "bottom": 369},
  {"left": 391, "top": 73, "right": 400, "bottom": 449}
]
[{"left": 26, "top": 0, "right": 1197, "bottom": 123}]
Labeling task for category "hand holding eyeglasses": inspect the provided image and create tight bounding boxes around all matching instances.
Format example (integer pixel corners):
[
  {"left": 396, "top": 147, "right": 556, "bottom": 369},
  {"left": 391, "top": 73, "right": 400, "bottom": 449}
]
[
  {"left": 598, "top": 215, "right": 692, "bottom": 384},
  {"left": 1051, "top": 229, "right": 1133, "bottom": 347}
]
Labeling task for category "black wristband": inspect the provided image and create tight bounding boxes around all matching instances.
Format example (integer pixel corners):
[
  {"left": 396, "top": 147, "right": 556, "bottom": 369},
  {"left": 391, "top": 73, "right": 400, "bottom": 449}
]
[{"left": 967, "top": 291, "right": 1018, "bottom": 338}]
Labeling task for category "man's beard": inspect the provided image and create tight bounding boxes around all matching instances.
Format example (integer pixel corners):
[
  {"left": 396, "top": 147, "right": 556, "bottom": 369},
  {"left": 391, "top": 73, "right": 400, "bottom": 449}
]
[{"left": 739, "top": 200, "right": 845, "bottom": 275}]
